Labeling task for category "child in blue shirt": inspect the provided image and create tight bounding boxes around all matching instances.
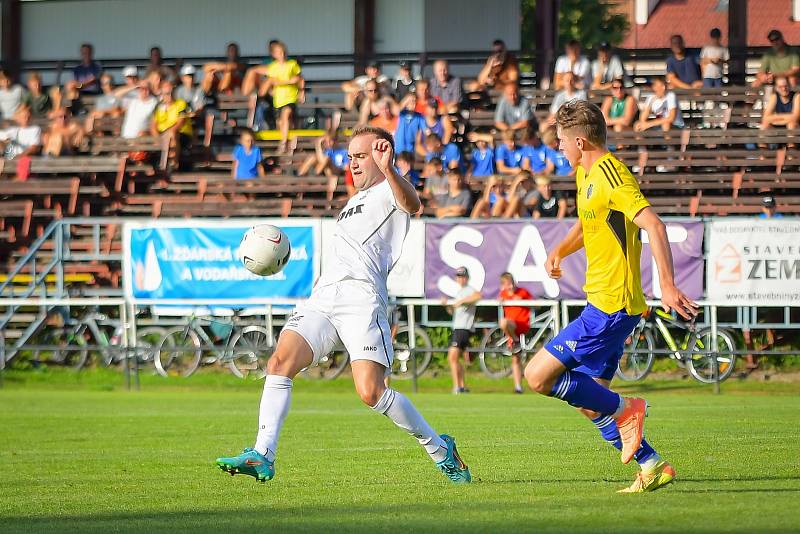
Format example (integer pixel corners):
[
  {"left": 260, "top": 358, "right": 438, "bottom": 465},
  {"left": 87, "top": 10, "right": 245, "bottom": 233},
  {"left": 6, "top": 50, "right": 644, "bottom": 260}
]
[{"left": 232, "top": 129, "right": 264, "bottom": 180}]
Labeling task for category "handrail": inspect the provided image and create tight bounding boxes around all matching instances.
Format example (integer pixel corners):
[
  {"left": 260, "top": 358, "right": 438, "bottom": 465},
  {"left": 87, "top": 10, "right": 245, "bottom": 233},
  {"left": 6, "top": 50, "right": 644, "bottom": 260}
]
[{"left": 0, "top": 220, "right": 61, "bottom": 298}]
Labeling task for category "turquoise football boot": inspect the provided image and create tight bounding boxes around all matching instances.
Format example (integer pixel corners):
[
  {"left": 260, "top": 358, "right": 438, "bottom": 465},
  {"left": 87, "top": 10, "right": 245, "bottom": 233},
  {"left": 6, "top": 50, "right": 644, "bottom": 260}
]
[
  {"left": 436, "top": 434, "right": 472, "bottom": 484},
  {"left": 216, "top": 448, "right": 275, "bottom": 483}
]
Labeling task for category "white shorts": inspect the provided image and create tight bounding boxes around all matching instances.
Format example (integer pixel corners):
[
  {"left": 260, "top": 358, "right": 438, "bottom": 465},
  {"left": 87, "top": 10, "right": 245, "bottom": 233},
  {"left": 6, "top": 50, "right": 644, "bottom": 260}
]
[{"left": 282, "top": 280, "right": 393, "bottom": 370}]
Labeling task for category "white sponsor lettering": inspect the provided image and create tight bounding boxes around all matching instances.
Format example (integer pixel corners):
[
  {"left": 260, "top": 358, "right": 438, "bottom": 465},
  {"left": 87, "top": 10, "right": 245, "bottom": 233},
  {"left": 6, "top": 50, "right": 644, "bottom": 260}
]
[{"left": 437, "top": 225, "right": 486, "bottom": 297}]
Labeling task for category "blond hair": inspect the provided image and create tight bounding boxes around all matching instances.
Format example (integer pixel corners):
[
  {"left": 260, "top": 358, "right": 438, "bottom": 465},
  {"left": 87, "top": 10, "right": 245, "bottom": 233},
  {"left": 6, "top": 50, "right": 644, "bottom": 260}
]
[{"left": 555, "top": 100, "right": 607, "bottom": 148}]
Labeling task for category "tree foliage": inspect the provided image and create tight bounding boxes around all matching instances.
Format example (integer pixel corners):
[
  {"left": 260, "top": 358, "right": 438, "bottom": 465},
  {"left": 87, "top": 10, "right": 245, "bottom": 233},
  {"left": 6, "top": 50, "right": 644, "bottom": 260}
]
[{"left": 521, "top": 0, "right": 630, "bottom": 52}]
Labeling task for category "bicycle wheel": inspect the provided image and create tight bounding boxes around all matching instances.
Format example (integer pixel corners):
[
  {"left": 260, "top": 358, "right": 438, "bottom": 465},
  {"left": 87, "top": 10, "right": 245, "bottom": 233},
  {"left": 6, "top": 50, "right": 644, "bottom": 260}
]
[
  {"left": 686, "top": 328, "right": 737, "bottom": 383},
  {"left": 616, "top": 327, "right": 656, "bottom": 381},
  {"left": 227, "top": 326, "right": 272, "bottom": 379},
  {"left": 155, "top": 327, "right": 202, "bottom": 377},
  {"left": 479, "top": 327, "right": 513, "bottom": 378},
  {"left": 35, "top": 327, "right": 90, "bottom": 370},
  {"left": 134, "top": 327, "right": 168, "bottom": 367},
  {"left": 391, "top": 326, "right": 433, "bottom": 379},
  {"left": 303, "top": 349, "right": 350, "bottom": 380}
]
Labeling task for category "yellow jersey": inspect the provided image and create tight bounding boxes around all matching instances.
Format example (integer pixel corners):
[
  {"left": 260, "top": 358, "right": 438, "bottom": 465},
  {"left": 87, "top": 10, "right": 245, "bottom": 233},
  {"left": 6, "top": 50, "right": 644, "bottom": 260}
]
[
  {"left": 266, "top": 59, "right": 302, "bottom": 109},
  {"left": 154, "top": 99, "right": 192, "bottom": 136},
  {"left": 576, "top": 152, "right": 650, "bottom": 315}
]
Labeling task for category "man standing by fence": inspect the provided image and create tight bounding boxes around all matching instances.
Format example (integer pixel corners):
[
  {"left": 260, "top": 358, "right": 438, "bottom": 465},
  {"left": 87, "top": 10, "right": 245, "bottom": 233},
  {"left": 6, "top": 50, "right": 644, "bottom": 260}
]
[{"left": 442, "top": 267, "right": 481, "bottom": 394}]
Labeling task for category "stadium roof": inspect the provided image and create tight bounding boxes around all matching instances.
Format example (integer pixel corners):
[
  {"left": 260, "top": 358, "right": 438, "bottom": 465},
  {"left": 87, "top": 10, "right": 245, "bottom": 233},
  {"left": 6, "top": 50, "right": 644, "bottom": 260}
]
[{"left": 620, "top": 0, "right": 800, "bottom": 49}]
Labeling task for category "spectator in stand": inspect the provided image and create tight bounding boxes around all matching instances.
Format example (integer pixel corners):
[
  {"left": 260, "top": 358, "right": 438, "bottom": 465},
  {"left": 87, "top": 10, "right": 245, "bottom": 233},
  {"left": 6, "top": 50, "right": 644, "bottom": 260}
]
[
  {"left": 420, "top": 97, "right": 454, "bottom": 144},
  {"left": 520, "top": 129, "right": 554, "bottom": 176},
  {"left": 494, "top": 82, "right": 534, "bottom": 132},
  {"left": 297, "top": 133, "right": 348, "bottom": 177},
  {"left": 494, "top": 130, "right": 525, "bottom": 175},
  {"left": 394, "top": 150, "right": 421, "bottom": 189},
  {"left": 430, "top": 60, "right": 462, "bottom": 113},
  {"left": 470, "top": 39, "right": 519, "bottom": 94},
  {"left": 554, "top": 39, "right": 592, "bottom": 90},
  {"left": 369, "top": 98, "right": 398, "bottom": 132},
  {"left": 43, "top": 108, "right": 85, "bottom": 157},
  {"left": 121, "top": 82, "right": 158, "bottom": 139},
  {"left": 0, "top": 106, "right": 41, "bottom": 160},
  {"left": 394, "top": 93, "right": 425, "bottom": 154},
  {"left": 421, "top": 132, "right": 461, "bottom": 170},
  {"left": 85, "top": 74, "right": 122, "bottom": 134},
  {"left": 435, "top": 170, "right": 473, "bottom": 218},
  {"left": 525, "top": 175, "right": 567, "bottom": 219},
  {"left": 754, "top": 30, "right": 800, "bottom": 88},
  {"left": 421, "top": 157, "right": 448, "bottom": 204},
  {"left": 760, "top": 194, "right": 783, "bottom": 218},
  {"left": 601, "top": 78, "right": 638, "bottom": 131},
  {"left": 0, "top": 70, "right": 24, "bottom": 122},
  {"left": 412, "top": 79, "right": 442, "bottom": 114},
  {"left": 546, "top": 72, "right": 587, "bottom": 128},
  {"left": 441, "top": 266, "right": 481, "bottom": 394},
  {"left": 22, "top": 73, "right": 52, "bottom": 119},
  {"left": 591, "top": 42, "right": 627, "bottom": 90},
  {"left": 666, "top": 34, "right": 703, "bottom": 89},
  {"left": 145, "top": 46, "right": 175, "bottom": 81},
  {"left": 393, "top": 62, "right": 416, "bottom": 101},
  {"left": 636, "top": 77, "right": 685, "bottom": 131},
  {"left": 541, "top": 127, "right": 573, "bottom": 176},
  {"left": 201, "top": 42, "right": 247, "bottom": 96},
  {"left": 341, "top": 62, "right": 390, "bottom": 110},
  {"left": 244, "top": 41, "right": 304, "bottom": 153},
  {"left": 466, "top": 131, "right": 495, "bottom": 178},
  {"left": 175, "top": 64, "right": 206, "bottom": 113},
  {"left": 470, "top": 175, "right": 509, "bottom": 218},
  {"left": 503, "top": 170, "right": 535, "bottom": 217},
  {"left": 357, "top": 79, "right": 388, "bottom": 126},
  {"left": 498, "top": 272, "right": 533, "bottom": 393},
  {"left": 231, "top": 128, "right": 264, "bottom": 179},
  {"left": 153, "top": 80, "right": 192, "bottom": 170},
  {"left": 700, "top": 28, "right": 729, "bottom": 88},
  {"left": 118, "top": 66, "right": 141, "bottom": 107},
  {"left": 760, "top": 76, "right": 799, "bottom": 131},
  {"left": 72, "top": 43, "right": 102, "bottom": 95}
]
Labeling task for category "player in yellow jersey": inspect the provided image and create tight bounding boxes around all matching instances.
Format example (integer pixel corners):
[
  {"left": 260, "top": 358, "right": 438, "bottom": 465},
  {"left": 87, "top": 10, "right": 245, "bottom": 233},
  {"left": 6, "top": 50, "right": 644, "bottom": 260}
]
[{"left": 523, "top": 100, "right": 698, "bottom": 493}]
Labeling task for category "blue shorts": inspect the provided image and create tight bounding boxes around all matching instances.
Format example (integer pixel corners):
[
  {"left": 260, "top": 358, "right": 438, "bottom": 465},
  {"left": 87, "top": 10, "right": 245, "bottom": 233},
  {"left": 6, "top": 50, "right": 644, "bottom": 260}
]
[{"left": 545, "top": 303, "right": 641, "bottom": 381}]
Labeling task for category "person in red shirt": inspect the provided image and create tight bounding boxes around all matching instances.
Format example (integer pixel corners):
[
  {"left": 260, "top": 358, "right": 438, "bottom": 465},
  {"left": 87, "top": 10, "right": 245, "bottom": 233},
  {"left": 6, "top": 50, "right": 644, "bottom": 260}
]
[{"left": 498, "top": 272, "right": 532, "bottom": 393}]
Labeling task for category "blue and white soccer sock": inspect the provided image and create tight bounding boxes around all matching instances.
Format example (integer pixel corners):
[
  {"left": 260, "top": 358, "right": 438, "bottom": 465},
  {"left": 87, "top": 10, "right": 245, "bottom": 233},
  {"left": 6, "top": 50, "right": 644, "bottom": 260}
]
[
  {"left": 372, "top": 388, "right": 448, "bottom": 463},
  {"left": 254, "top": 375, "right": 293, "bottom": 462},
  {"left": 591, "top": 414, "right": 661, "bottom": 470},
  {"left": 549, "top": 370, "right": 624, "bottom": 416}
]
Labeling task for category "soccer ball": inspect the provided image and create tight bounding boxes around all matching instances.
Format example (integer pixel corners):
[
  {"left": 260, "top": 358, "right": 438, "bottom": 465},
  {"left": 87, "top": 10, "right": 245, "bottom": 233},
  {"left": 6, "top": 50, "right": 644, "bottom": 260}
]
[{"left": 239, "top": 224, "right": 292, "bottom": 276}]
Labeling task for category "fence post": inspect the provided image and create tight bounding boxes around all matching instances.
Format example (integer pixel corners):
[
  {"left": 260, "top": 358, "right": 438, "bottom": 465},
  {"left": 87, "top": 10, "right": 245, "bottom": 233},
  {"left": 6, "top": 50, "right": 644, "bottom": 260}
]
[
  {"left": 407, "top": 302, "right": 417, "bottom": 394},
  {"left": 121, "top": 302, "right": 130, "bottom": 391},
  {"left": 0, "top": 331, "right": 5, "bottom": 389},
  {"left": 711, "top": 304, "right": 720, "bottom": 395},
  {"left": 129, "top": 302, "right": 139, "bottom": 391}
]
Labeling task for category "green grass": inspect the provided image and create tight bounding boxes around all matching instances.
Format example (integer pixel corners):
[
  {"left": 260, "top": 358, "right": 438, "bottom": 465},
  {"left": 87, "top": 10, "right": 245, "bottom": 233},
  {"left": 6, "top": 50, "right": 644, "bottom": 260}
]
[{"left": 1, "top": 369, "right": 799, "bottom": 533}]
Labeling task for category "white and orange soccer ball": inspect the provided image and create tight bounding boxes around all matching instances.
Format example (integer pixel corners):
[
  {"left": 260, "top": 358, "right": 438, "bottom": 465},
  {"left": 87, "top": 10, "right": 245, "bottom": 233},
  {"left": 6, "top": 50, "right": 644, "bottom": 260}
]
[{"left": 239, "top": 224, "right": 291, "bottom": 276}]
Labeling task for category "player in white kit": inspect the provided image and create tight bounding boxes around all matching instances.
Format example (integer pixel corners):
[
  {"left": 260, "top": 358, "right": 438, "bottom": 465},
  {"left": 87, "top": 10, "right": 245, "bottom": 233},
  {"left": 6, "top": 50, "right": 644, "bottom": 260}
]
[{"left": 216, "top": 126, "right": 472, "bottom": 484}]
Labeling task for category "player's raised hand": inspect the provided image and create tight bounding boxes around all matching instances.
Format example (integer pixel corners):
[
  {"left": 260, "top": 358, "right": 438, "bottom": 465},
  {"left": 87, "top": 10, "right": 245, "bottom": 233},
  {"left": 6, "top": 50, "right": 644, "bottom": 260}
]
[
  {"left": 372, "top": 138, "right": 394, "bottom": 174},
  {"left": 545, "top": 250, "right": 562, "bottom": 279},
  {"left": 660, "top": 284, "right": 699, "bottom": 320}
]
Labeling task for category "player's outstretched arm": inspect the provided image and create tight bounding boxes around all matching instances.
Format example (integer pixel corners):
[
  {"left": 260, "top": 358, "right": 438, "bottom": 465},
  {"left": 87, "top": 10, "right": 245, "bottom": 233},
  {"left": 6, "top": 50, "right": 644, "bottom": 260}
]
[
  {"left": 633, "top": 207, "right": 699, "bottom": 320},
  {"left": 545, "top": 220, "right": 583, "bottom": 279},
  {"left": 372, "top": 138, "right": 421, "bottom": 213}
]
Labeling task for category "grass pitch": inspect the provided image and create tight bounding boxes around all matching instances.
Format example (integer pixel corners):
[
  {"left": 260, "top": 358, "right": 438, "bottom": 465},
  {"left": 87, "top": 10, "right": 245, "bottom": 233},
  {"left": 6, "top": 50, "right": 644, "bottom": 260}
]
[{"left": 1, "top": 369, "right": 799, "bottom": 533}]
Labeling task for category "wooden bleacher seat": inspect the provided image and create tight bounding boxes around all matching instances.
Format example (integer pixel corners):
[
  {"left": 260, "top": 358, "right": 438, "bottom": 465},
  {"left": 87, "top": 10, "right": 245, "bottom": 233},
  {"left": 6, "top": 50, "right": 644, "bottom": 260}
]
[{"left": 0, "top": 199, "right": 33, "bottom": 239}]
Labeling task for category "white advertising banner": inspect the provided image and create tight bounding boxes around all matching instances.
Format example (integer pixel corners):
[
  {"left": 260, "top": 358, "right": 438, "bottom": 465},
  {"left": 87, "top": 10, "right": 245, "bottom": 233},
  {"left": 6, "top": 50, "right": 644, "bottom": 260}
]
[
  {"left": 707, "top": 218, "right": 800, "bottom": 305},
  {"left": 320, "top": 219, "right": 425, "bottom": 297}
]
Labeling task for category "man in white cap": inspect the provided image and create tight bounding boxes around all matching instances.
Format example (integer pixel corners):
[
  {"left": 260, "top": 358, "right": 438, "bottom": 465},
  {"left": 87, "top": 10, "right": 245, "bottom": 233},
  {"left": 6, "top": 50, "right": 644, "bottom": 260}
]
[
  {"left": 441, "top": 267, "right": 482, "bottom": 394},
  {"left": 175, "top": 64, "right": 205, "bottom": 113}
]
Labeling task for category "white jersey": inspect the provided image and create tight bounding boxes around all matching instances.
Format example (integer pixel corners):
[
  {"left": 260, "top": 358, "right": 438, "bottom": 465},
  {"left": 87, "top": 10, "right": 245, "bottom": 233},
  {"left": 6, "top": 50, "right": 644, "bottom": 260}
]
[{"left": 315, "top": 178, "right": 409, "bottom": 302}]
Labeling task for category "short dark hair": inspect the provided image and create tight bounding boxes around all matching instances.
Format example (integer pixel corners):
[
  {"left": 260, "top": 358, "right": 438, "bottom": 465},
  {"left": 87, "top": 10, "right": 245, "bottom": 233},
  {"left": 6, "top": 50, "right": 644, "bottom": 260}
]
[
  {"left": 767, "top": 29, "right": 783, "bottom": 42},
  {"left": 428, "top": 157, "right": 443, "bottom": 167},
  {"left": 566, "top": 39, "right": 580, "bottom": 49},
  {"left": 80, "top": 43, "right": 93, "bottom": 51},
  {"left": 396, "top": 151, "right": 414, "bottom": 164},
  {"left": 425, "top": 133, "right": 442, "bottom": 144},
  {"left": 493, "top": 39, "right": 506, "bottom": 47},
  {"left": 350, "top": 125, "right": 395, "bottom": 152},
  {"left": 710, "top": 28, "right": 722, "bottom": 39}
]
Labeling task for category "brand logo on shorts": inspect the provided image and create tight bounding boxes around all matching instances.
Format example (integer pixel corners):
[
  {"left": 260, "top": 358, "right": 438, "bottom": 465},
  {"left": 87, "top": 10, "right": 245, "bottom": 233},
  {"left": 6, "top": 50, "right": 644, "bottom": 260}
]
[
  {"left": 566, "top": 340, "right": 577, "bottom": 352},
  {"left": 363, "top": 346, "right": 378, "bottom": 352},
  {"left": 553, "top": 344, "right": 564, "bottom": 353}
]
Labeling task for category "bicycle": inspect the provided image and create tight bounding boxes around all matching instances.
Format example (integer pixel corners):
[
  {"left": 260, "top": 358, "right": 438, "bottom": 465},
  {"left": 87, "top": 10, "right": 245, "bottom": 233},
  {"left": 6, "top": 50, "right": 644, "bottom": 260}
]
[
  {"left": 478, "top": 307, "right": 557, "bottom": 378},
  {"left": 34, "top": 307, "right": 158, "bottom": 370},
  {"left": 616, "top": 307, "right": 737, "bottom": 383},
  {"left": 155, "top": 313, "right": 272, "bottom": 378}
]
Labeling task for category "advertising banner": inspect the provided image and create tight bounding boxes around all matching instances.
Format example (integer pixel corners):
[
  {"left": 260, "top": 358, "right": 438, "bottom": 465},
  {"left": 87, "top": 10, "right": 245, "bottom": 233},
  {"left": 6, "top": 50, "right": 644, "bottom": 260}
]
[
  {"left": 425, "top": 220, "right": 704, "bottom": 300},
  {"left": 707, "top": 218, "right": 800, "bottom": 305},
  {"left": 123, "top": 220, "right": 319, "bottom": 303}
]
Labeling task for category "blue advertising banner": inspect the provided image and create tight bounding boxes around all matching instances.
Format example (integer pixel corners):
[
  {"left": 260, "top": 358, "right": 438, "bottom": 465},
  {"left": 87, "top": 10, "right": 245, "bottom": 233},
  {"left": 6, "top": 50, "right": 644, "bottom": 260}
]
[{"left": 123, "top": 220, "right": 319, "bottom": 303}]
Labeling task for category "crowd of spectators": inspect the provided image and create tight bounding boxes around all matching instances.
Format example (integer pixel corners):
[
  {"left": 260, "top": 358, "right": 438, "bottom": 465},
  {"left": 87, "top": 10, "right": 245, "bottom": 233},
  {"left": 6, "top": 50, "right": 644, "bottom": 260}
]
[{"left": 0, "top": 28, "right": 796, "bottom": 216}]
